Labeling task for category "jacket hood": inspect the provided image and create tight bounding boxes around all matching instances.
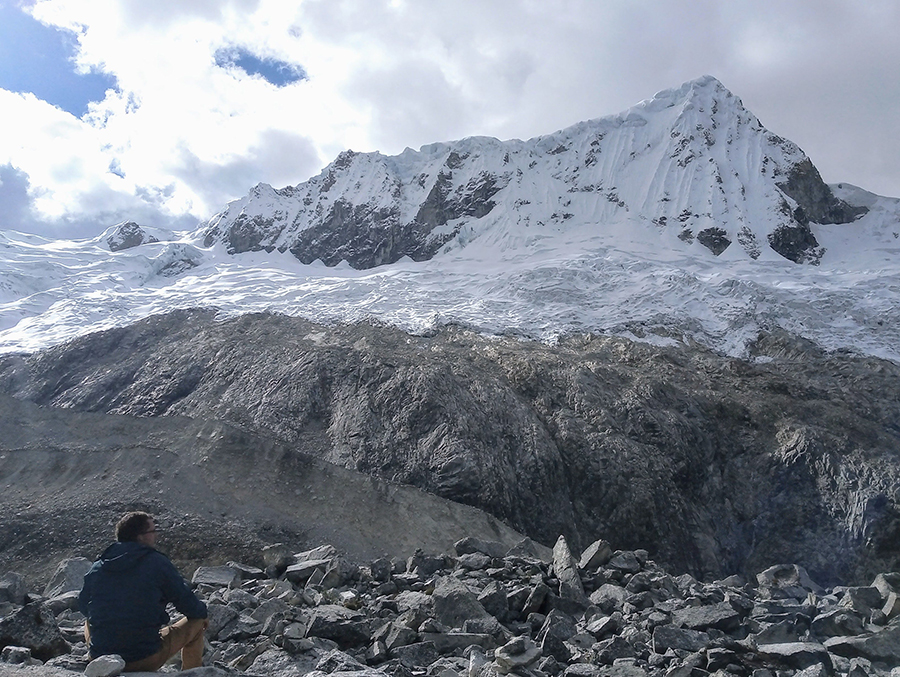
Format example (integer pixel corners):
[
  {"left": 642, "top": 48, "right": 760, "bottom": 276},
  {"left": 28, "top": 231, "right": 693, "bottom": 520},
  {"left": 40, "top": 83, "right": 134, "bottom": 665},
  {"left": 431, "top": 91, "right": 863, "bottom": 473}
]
[{"left": 96, "top": 541, "right": 156, "bottom": 573}]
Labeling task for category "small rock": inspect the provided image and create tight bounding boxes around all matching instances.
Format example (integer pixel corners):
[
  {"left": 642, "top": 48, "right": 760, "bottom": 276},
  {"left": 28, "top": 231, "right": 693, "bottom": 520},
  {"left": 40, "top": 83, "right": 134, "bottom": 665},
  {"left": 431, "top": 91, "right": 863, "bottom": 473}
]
[
  {"left": 809, "top": 607, "right": 865, "bottom": 637},
  {"left": 552, "top": 535, "right": 589, "bottom": 608},
  {"left": 407, "top": 551, "right": 447, "bottom": 577},
  {"left": 370, "top": 558, "right": 393, "bottom": 582},
  {"left": 458, "top": 552, "right": 493, "bottom": 571},
  {"left": 871, "top": 572, "right": 900, "bottom": 598},
  {"left": 586, "top": 615, "right": 618, "bottom": 639},
  {"left": 226, "top": 560, "right": 265, "bottom": 580},
  {"left": 824, "top": 624, "right": 900, "bottom": 664},
  {"left": 44, "top": 590, "right": 81, "bottom": 615},
  {"left": 590, "top": 583, "right": 628, "bottom": 612},
  {"left": 1, "top": 645, "right": 35, "bottom": 665},
  {"left": 455, "top": 537, "right": 509, "bottom": 560},
  {"left": 391, "top": 640, "right": 440, "bottom": 668},
  {"left": 673, "top": 601, "right": 741, "bottom": 632},
  {"left": 651, "top": 625, "right": 710, "bottom": 653},
  {"left": 421, "top": 631, "right": 495, "bottom": 654},
  {"left": 607, "top": 551, "right": 641, "bottom": 574},
  {"left": 432, "top": 577, "right": 492, "bottom": 629},
  {"left": 284, "top": 559, "right": 331, "bottom": 585},
  {"left": 537, "top": 609, "right": 576, "bottom": 662},
  {"left": 840, "top": 586, "right": 884, "bottom": 614},
  {"left": 756, "top": 564, "right": 823, "bottom": 600},
  {"left": 84, "top": 653, "right": 125, "bottom": 677},
  {"left": 755, "top": 642, "right": 832, "bottom": 672},
  {"left": 192, "top": 565, "right": 242, "bottom": 588},
  {"left": 262, "top": 544, "right": 293, "bottom": 571},
  {"left": 478, "top": 581, "right": 509, "bottom": 621},
  {"left": 305, "top": 604, "right": 370, "bottom": 649},
  {"left": 882, "top": 590, "right": 900, "bottom": 619},
  {"left": 579, "top": 540, "right": 613, "bottom": 572},
  {"left": 294, "top": 544, "right": 337, "bottom": 563}
]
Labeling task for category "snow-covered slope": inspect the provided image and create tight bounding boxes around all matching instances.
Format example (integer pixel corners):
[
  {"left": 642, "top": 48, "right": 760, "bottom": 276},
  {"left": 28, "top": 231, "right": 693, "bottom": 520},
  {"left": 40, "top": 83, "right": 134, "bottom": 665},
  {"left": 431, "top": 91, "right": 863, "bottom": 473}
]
[
  {"left": 204, "top": 76, "right": 863, "bottom": 268},
  {"left": 1, "top": 77, "right": 898, "bottom": 360}
]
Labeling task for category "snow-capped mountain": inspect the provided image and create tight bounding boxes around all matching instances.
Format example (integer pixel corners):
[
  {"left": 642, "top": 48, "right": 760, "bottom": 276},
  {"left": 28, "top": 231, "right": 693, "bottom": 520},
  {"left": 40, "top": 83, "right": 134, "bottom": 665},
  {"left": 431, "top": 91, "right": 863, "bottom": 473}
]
[
  {"left": 1, "top": 76, "right": 899, "bottom": 360},
  {"left": 204, "top": 76, "right": 863, "bottom": 267}
]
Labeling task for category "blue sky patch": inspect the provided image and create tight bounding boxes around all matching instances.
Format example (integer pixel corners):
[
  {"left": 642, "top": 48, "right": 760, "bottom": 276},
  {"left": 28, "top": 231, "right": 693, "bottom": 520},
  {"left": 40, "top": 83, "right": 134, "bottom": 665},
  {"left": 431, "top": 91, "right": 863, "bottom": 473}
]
[
  {"left": 214, "top": 47, "right": 307, "bottom": 87},
  {"left": 0, "top": 3, "right": 117, "bottom": 117}
]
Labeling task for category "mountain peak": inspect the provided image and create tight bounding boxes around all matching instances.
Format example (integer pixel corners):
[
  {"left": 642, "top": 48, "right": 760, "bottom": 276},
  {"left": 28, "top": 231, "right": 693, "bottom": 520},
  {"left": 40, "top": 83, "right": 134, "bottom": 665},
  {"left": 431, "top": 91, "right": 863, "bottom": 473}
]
[
  {"left": 202, "top": 77, "right": 865, "bottom": 268},
  {"left": 646, "top": 74, "right": 732, "bottom": 106}
]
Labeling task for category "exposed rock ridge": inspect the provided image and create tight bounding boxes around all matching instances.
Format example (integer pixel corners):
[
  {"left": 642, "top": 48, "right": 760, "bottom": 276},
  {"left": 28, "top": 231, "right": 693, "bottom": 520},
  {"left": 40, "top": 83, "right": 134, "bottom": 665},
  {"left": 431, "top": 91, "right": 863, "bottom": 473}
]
[
  {"left": 202, "top": 76, "right": 865, "bottom": 268},
  {"left": 2, "top": 309, "right": 899, "bottom": 586},
  {"left": 104, "top": 221, "right": 158, "bottom": 252}
]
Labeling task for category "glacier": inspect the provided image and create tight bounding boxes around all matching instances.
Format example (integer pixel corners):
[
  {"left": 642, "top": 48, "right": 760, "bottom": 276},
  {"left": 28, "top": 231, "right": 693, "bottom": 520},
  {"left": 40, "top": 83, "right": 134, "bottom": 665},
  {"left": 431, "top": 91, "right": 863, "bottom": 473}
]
[{"left": 1, "top": 76, "right": 899, "bottom": 361}]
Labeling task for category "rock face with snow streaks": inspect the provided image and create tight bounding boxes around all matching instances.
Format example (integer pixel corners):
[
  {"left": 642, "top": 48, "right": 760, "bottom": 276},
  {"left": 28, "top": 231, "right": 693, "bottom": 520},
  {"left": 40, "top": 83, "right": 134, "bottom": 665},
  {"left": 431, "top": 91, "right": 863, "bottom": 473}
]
[{"left": 203, "top": 76, "right": 864, "bottom": 268}]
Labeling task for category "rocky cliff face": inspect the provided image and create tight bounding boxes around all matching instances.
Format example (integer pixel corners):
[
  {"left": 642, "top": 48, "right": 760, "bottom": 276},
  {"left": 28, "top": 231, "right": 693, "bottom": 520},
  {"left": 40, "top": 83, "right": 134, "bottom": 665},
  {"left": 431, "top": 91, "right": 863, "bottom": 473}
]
[
  {"left": 202, "top": 77, "right": 864, "bottom": 268},
  {"left": 2, "top": 309, "right": 898, "bottom": 587}
]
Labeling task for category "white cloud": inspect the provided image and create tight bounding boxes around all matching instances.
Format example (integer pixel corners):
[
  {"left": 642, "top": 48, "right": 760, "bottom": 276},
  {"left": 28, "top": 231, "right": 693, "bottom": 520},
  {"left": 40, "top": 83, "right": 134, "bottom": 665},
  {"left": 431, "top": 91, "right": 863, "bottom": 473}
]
[{"left": 2, "top": 0, "right": 897, "bottom": 237}]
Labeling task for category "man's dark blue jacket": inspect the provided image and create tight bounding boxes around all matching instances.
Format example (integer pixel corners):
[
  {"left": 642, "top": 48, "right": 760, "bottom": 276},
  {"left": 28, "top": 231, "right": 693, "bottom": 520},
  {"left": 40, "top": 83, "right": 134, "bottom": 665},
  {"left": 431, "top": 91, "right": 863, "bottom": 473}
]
[{"left": 78, "top": 541, "right": 208, "bottom": 662}]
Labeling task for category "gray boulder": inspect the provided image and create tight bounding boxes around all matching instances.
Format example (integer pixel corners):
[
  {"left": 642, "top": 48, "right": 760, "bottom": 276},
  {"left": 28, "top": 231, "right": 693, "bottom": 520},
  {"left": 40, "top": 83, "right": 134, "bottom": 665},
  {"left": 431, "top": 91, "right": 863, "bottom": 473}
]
[
  {"left": 432, "top": 577, "right": 491, "bottom": 629},
  {"left": 552, "top": 535, "right": 588, "bottom": 609},
  {"left": 590, "top": 583, "right": 628, "bottom": 612},
  {"left": 84, "top": 653, "right": 125, "bottom": 677},
  {"left": 284, "top": 558, "right": 331, "bottom": 585},
  {"left": 206, "top": 603, "right": 241, "bottom": 640},
  {"left": 839, "top": 586, "right": 885, "bottom": 614},
  {"left": 1, "top": 645, "right": 40, "bottom": 666},
  {"left": 607, "top": 551, "right": 641, "bottom": 574},
  {"left": 672, "top": 601, "right": 742, "bottom": 632},
  {"left": 824, "top": 624, "right": 900, "bottom": 664},
  {"left": 537, "top": 609, "right": 576, "bottom": 662},
  {"left": 192, "top": 565, "right": 242, "bottom": 588},
  {"left": 0, "top": 573, "right": 27, "bottom": 606},
  {"left": 455, "top": 536, "right": 508, "bottom": 560},
  {"left": 757, "top": 564, "right": 823, "bottom": 600},
  {"left": 871, "top": 572, "right": 900, "bottom": 598},
  {"left": 493, "top": 636, "right": 541, "bottom": 674},
  {"left": 421, "top": 631, "right": 494, "bottom": 654},
  {"left": 477, "top": 581, "right": 509, "bottom": 621},
  {"left": 579, "top": 539, "right": 613, "bottom": 571},
  {"left": 44, "top": 590, "right": 80, "bottom": 615},
  {"left": 261, "top": 543, "right": 292, "bottom": 572},
  {"left": 248, "top": 647, "right": 323, "bottom": 677},
  {"left": 305, "top": 605, "right": 370, "bottom": 649},
  {"left": 810, "top": 608, "right": 867, "bottom": 638},
  {"left": 755, "top": 642, "right": 832, "bottom": 672},
  {"left": 0, "top": 601, "right": 70, "bottom": 661},
  {"left": 391, "top": 640, "right": 440, "bottom": 668},
  {"left": 651, "top": 625, "right": 710, "bottom": 653}
]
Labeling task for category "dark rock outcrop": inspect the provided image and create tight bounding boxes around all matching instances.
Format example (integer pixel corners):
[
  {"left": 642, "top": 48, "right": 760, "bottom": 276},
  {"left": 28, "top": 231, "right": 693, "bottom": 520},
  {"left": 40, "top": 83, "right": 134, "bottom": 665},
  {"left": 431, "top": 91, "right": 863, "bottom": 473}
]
[
  {"left": 105, "top": 221, "right": 159, "bottom": 252},
  {"left": 777, "top": 158, "right": 868, "bottom": 226}
]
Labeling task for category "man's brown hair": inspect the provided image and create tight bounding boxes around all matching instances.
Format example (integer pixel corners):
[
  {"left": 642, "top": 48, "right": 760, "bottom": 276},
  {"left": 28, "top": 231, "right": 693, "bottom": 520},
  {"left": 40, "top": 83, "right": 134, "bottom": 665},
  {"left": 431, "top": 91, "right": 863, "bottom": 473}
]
[{"left": 115, "top": 511, "right": 154, "bottom": 542}]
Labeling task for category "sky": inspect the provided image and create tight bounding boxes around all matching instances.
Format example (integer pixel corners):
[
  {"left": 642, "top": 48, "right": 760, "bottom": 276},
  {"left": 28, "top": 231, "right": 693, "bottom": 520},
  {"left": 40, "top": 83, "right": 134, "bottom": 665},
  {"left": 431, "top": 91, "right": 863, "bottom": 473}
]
[{"left": 0, "top": 0, "right": 898, "bottom": 239}]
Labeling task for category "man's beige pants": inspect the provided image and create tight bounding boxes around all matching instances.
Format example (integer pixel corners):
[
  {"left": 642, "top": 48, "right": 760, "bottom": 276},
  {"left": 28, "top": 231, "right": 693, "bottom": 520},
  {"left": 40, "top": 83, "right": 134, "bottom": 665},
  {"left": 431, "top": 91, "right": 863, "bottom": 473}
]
[{"left": 85, "top": 617, "right": 209, "bottom": 672}]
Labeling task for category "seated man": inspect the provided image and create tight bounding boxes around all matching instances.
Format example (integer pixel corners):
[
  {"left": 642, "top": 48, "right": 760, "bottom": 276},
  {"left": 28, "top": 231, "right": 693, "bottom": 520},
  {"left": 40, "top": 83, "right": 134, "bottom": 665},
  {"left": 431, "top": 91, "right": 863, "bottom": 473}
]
[{"left": 79, "top": 511, "right": 209, "bottom": 671}]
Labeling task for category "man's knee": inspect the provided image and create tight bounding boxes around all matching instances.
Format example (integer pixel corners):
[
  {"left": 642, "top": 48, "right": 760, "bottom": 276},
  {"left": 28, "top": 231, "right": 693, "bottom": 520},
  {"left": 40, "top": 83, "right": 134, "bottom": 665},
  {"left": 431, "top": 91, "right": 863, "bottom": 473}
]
[
  {"left": 163, "top": 617, "right": 209, "bottom": 653},
  {"left": 184, "top": 618, "right": 209, "bottom": 642}
]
